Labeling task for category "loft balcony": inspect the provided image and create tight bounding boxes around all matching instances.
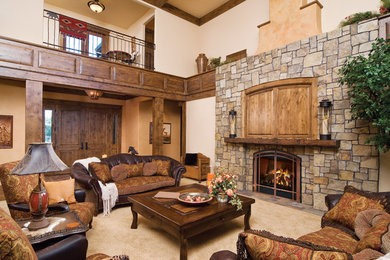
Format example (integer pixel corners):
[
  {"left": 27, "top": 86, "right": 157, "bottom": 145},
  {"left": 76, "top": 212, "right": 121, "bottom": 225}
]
[{"left": 43, "top": 10, "right": 155, "bottom": 70}]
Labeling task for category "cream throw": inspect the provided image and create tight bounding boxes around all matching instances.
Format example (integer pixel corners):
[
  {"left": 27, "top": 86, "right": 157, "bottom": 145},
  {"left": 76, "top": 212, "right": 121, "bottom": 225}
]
[{"left": 73, "top": 157, "right": 118, "bottom": 216}]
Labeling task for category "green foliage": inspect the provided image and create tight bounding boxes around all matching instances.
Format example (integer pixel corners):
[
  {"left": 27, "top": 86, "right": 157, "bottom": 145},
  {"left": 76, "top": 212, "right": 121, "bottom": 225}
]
[
  {"left": 208, "top": 57, "right": 235, "bottom": 69},
  {"left": 382, "top": 0, "right": 390, "bottom": 9},
  {"left": 339, "top": 11, "right": 380, "bottom": 27},
  {"left": 338, "top": 38, "right": 390, "bottom": 152}
]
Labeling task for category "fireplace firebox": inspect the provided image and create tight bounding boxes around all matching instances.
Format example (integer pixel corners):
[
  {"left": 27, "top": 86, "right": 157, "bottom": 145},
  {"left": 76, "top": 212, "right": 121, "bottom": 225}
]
[{"left": 253, "top": 150, "right": 301, "bottom": 202}]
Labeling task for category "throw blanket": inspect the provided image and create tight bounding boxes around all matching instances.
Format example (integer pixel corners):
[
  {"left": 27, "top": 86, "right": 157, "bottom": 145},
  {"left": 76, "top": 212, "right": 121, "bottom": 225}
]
[{"left": 73, "top": 157, "right": 118, "bottom": 216}]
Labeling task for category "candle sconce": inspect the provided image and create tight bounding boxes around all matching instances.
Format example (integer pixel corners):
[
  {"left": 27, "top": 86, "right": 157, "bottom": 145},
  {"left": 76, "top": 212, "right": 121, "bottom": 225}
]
[
  {"left": 229, "top": 109, "right": 237, "bottom": 138},
  {"left": 319, "top": 99, "right": 332, "bottom": 140}
]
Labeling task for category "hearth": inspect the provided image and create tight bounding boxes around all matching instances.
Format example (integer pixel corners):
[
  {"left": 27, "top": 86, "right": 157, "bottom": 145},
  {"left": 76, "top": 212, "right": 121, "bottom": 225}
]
[{"left": 253, "top": 150, "right": 301, "bottom": 202}]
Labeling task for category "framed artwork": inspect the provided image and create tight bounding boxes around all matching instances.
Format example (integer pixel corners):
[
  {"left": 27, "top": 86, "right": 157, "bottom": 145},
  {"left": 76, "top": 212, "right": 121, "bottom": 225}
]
[
  {"left": 0, "top": 115, "right": 13, "bottom": 149},
  {"left": 149, "top": 122, "right": 171, "bottom": 144}
]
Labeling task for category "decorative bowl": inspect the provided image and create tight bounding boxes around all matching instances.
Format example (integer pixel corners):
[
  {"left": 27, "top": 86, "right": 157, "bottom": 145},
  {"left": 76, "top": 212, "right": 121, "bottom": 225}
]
[{"left": 178, "top": 192, "right": 212, "bottom": 205}]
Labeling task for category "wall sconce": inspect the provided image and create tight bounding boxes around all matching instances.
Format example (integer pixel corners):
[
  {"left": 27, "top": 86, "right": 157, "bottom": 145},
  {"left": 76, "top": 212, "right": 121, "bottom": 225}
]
[
  {"left": 88, "top": 0, "right": 105, "bottom": 13},
  {"left": 319, "top": 99, "right": 332, "bottom": 140},
  {"left": 85, "top": 89, "right": 103, "bottom": 100},
  {"left": 229, "top": 109, "right": 237, "bottom": 138}
]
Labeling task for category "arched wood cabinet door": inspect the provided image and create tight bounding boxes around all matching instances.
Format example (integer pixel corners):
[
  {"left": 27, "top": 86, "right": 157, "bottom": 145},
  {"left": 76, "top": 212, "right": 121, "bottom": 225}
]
[{"left": 43, "top": 99, "right": 121, "bottom": 167}]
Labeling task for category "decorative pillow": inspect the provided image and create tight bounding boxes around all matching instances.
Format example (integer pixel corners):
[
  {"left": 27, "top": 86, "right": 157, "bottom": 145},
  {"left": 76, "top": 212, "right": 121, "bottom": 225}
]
[
  {"left": 43, "top": 179, "right": 76, "bottom": 205},
  {"left": 152, "top": 159, "right": 171, "bottom": 176},
  {"left": 355, "top": 218, "right": 390, "bottom": 254},
  {"left": 143, "top": 162, "right": 157, "bottom": 176},
  {"left": 0, "top": 208, "right": 38, "bottom": 260},
  {"left": 298, "top": 226, "right": 358, "bottom": 254},
  {"left": 355, "top": 209, "right": 390, "bottom": 239},
  {"left": 322, "top": 187, "right": 386, "bottom": 230},
  {"left": 352, "top": 248, "right": 384, "bottom": 260},
  {"left": 123, "top": 163, "right": 144, "bottom": 178},
  {"left": 110, "top": 164, "right": 128, "bottom": 182},
  {"left": 0, "top": 161, "right": 38, "bottom": 204},
  {"left": 89, "top": 162, "right": 111, "bottom": 183},
  {"left": 239, "top": 230, "right": 352, "bottom": 260}
]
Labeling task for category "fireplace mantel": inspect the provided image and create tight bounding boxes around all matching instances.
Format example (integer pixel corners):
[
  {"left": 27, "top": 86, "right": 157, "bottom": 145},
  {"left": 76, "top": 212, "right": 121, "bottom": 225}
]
[{"left": 224, "top": 137, "right": 339, "bottom": 148}]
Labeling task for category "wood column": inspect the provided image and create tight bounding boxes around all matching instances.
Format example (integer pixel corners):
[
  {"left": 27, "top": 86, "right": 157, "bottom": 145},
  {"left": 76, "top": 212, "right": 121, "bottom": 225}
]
[
  {"left": 152, "top": 97, "right": 164, "bottom": 155},
  {"left": 25, "top": 80, "right": 43, "bottom": 150},
  {"left": 179, "top": 102, "right": 186, "bottom": 163}
]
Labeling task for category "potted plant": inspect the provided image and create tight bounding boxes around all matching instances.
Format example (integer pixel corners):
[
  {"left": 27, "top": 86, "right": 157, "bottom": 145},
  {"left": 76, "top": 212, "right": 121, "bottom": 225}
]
[{"left": 338, "top": 38, "right": 390, "bottom": 152}]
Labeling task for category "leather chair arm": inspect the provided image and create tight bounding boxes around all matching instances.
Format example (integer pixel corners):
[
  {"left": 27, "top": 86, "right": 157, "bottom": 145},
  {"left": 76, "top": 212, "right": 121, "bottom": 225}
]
[
  {"left": 35, "top": 234, "right": 88, "bottom": 260},
  {"left": 9, "top": 203, "right": 70, "bottom": 214},
  {"left": 324, "top": 194, "right": 342, "bottom": 211},
  {"left": 74, "top": 189, "right": 86, "bottom": 202},
  {"left": 71, "top": 163, "right": 97, "bottom": 190},
  {"left": 170, "top": 159, "right": 186, "bottom": 186},
  {"left": 209, "top": 250, "right": 237, "bottom": 260},
  {"left": 8, "top": 203, "right": 30, "bottom": 212}
]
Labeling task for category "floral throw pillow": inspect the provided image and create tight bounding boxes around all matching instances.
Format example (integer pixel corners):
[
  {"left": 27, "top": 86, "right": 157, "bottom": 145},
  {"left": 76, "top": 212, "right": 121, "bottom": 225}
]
[
  {"left": 89, "top": 162, "right": 111, "bottom": 183},
  {"left": 123, "top": 163, "right": 144, "bottom": 178},
  {"left": 0, "top": 208, "right": 37, "bottom": 259},
  {"left": 323, "top": 192, "right": 385, "bottom": 230},
  {"left": 240, "top": 230, "right": 352, "bottom": 260},
  {"left": 152, "top": 160, "right": 170, "bottom": 176}
]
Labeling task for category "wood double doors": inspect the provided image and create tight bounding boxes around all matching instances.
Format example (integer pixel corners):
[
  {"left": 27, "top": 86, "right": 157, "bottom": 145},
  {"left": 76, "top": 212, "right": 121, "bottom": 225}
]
[{"left": 44, "top": 100, "right": 121, "bottom": 167}]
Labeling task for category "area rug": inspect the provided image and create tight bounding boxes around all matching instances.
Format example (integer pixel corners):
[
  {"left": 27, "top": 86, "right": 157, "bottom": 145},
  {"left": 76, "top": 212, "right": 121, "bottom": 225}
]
[{"left": 86, "top": 194, "right": 322, "bottom": 259}]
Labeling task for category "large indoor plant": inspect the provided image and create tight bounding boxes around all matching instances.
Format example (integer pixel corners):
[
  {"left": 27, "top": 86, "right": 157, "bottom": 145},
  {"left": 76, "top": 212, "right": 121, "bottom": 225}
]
[{"left": 338, "top": 38, "right": 390, "bottom": 152}]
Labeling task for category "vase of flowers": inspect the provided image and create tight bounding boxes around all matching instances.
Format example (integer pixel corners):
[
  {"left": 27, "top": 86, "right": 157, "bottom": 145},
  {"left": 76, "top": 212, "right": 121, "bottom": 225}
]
[{"left": 208, "top": 171, "right": 242, "bottom": 210}]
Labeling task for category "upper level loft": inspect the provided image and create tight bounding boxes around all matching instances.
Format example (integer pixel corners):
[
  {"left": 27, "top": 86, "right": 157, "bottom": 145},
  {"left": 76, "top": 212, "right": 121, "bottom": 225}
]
[{"left": 43, "top": 10, "right": 155, "bottom": 70}]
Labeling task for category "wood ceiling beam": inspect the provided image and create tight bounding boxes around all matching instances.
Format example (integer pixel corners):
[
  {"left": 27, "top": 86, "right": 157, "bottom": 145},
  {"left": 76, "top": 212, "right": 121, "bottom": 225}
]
[
  {"left": 199, "top": 0, "right": 246, "bottom": 26},
  {"left": 161, "top": 3, "right": 200, "bottom": 25},
  {"left": 142, "top": 0, "right": 169, "bottom": 8}
]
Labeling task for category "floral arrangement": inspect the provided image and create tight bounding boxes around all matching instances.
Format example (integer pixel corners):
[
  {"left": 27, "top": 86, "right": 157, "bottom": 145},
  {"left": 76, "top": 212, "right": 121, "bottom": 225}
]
[
  {"left": 339, "top": 11, "right": 380, "bottom": 27},
  {"left": 380, "top": 0, "right": 390, "bottom": 14},
  {"left": 208, "top": 171, "right": 242, "bottom": 210}
]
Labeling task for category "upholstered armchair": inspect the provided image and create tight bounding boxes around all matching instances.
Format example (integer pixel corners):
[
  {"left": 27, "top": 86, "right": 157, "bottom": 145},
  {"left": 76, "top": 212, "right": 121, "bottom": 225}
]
[
  {"left": 0, "top": 161, "right": 95, "bottom": 227},
  {"left": 183, "top": 153, "right": 210, "bottom": 182}
]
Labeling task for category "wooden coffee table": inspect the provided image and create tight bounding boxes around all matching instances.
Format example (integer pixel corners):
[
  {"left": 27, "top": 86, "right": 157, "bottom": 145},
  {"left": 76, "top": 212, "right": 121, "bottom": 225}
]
[{"left": 128, "top": 183, "right": 255, "bottom": 260}]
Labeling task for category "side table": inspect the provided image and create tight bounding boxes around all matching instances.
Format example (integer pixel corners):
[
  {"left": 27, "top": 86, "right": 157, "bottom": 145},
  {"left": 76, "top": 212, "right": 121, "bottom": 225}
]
[{"left": 16, "top": 211, "right": 88, "bottom": 245}]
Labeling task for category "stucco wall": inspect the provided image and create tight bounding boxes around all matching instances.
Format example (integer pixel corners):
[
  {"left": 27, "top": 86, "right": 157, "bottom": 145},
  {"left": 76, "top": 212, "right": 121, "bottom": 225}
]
[{"left": 0, "top": 80, "right": 26, "bottom": 164}]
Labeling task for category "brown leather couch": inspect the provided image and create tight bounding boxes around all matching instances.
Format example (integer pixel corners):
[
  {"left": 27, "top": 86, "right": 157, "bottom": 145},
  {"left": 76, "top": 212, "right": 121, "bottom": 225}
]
[
  {"left": 71, "top": 153, "right": 186, "bottom": 214},
  {"left": 210, "top": 187, "right": 390, "bottom": 259}
]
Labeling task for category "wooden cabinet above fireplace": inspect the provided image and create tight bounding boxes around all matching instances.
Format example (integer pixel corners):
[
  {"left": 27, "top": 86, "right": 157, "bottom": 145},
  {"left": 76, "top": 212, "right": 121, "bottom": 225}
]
[{"left": 242, "top": 78, "right": 318, "bottom": 139}]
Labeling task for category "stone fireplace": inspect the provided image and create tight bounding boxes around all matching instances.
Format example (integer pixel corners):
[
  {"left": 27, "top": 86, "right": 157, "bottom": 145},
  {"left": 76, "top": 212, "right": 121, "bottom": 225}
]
[
  {"left": 214, "top": 18, "right": 380, "bottom": 211},
  {"left": 254, "top": 150, "right": 301, "bottom": 202}
]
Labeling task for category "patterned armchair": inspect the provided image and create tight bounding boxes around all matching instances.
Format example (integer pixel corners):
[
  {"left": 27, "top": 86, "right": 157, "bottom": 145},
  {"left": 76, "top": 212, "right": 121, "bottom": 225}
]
[{"left": 0, "top": 161, "right": 95, "bottom": 227}]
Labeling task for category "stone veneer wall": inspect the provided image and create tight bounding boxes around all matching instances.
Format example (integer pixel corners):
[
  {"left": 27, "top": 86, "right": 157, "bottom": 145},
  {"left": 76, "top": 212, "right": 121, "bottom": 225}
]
[{"left": 214, "top": 18, "right": 380, "bottom": 210}]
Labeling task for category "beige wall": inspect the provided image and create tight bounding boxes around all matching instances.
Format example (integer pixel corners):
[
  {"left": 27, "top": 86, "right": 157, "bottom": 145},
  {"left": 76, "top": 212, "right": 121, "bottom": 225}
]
[
  {"left": 380, "top": 152, "right": 390, "bottom": 192},
  {"left": 0, "top": 0, "right": 43, "bottom": 44},
  {"left": 199, "top": 0, "right": 269, "bottom": 59},
  {"left": 321, "top": 0, "right": 381, "bottom": 33},
  {"left": 0, "top": 80, "right": 26, "bottom": 164},
  {"left": 138, "top": 99, "right": 181, "bottom": 160},
  {"left": 186, "top": 97, "right": 216, "bottom": 169}
]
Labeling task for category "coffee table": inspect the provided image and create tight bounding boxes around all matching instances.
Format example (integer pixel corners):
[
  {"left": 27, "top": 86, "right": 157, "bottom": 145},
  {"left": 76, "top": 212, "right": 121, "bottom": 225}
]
[{"left": 128, "top": 183, "right": 255, "bottom": 260}]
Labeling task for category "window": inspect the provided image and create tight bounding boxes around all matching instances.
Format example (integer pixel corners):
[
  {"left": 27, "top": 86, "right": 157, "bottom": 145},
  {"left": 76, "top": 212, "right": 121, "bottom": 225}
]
[
  {"left": 65, "top": 35, "right": 83, "bottom": 54},
  {"left": 44, "top": 110, "right": 53, "bottom": 143}
]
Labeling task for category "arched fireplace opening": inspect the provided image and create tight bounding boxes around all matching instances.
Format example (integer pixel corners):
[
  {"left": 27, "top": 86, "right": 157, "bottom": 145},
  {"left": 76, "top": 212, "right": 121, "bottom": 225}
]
[{"left": 253, "top": 150, "right": 301, "bottom": 202}]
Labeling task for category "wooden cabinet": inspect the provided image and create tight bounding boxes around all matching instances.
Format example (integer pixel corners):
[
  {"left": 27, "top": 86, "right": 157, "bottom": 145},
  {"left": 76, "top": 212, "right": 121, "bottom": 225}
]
[{"left": 242, "top": 78, "right": 318, "bottom": 139}]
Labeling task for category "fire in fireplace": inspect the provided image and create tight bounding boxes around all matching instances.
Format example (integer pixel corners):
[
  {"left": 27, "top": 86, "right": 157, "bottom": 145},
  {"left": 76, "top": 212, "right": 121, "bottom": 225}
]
[{"left": 253, "top": 150, "right": 301, "bottom": 201}]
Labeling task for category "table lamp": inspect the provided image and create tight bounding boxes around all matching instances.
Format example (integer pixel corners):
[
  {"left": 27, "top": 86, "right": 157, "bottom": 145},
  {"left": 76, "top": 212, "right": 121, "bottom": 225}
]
[{"left": 10, "top": 143, "right": 69, "bottom": 230}]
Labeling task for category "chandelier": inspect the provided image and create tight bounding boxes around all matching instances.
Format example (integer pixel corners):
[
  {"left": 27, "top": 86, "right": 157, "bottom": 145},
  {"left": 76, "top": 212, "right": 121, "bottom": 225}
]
[
  {"left": 85, "top": 89, "right": 103, "bottom": 100},
  {"left": 88, "top": 0, "right": 105, "bottom": 13}
]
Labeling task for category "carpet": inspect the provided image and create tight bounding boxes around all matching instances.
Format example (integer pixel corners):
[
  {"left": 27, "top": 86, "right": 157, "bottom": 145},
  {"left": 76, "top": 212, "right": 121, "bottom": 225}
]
[{"left": 86, "top": 190, "right": 322, "bottom": 259}]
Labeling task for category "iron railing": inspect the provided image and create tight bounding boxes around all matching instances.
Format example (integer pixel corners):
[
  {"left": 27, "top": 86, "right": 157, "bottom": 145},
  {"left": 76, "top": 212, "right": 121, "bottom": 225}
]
[{"left": 43, "top": 10, "right": 155, "bottom": 70}]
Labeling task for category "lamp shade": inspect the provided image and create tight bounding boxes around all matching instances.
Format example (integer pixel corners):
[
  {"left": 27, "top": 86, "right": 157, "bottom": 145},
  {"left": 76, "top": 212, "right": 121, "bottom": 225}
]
[{"left": 11, "top": 143, "right": 68, "bottom": 175}]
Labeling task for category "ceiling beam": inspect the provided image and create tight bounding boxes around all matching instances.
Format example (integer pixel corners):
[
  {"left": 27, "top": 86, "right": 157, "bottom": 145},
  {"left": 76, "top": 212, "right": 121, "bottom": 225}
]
[
  {"left": 199, "top": 0, "right": 246, "bottom": 26},
  {"left": 142, "top": 0, "right": 169, "bottom": 8},
  {"left": 161, "top": 3, "right": 201, "bottom": 26}
]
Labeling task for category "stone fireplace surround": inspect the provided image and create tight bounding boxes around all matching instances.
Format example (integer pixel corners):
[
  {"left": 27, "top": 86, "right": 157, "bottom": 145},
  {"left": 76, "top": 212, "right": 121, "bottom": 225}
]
[{"left": 215, "top": 18, "right": 380, "bottom": 211}]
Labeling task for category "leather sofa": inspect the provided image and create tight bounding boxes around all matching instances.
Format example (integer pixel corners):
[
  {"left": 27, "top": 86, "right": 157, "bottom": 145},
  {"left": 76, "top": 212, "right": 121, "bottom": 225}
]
[
  {"left": 71, "top": 153, "right": 186, "bottom": 214},
  {"left": 0, "top": 207, "right": 88, "bottom": 260},
  {"left": 210, "top": 186, "right": 390, "bottom": 259}
]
